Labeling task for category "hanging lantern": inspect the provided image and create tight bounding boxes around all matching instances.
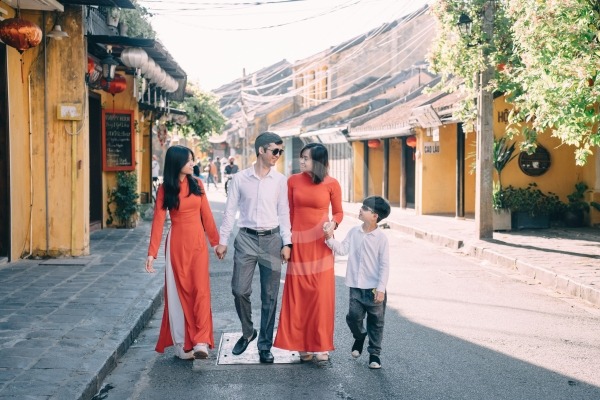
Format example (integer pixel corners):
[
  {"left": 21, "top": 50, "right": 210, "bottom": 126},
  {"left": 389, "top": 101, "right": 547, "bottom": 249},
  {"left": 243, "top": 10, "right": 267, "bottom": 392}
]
[
  {"left": 101, "top": 73, "right": 127, "bottom": 95},
  {"left": 367, "top": 139, "right": 381, "bottom": 149},
  {"left": 120, "top": 47, "right": 148, "bottom": 69},
  {"left": 406, "top": 135, "right": 417, "bottom": 148},
  {"left": 0, "top": 17, "right": 42, "bottom": 54}
]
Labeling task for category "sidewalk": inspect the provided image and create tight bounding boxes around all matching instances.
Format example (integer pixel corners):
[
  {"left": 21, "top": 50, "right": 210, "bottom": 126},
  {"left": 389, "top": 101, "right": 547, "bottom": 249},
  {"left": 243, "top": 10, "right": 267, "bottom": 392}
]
[{"left": 0, "top": 196, "right": 598, "bottom": 400}]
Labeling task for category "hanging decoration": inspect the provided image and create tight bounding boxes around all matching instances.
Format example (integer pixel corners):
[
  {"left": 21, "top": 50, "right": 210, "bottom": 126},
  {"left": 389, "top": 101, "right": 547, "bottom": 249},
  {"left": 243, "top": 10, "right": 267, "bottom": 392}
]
[
  {"left": 100, "top": 73, "right": 127, "bottom": 111},
  {"left": 367, "top": 139, "right": 381, "bottom": 149},
  {"left": 0, "top": 0, "right": 43, "bottom": 82},
  {"left": 406, "top": 135, "right": 417, "bottom": 160}
]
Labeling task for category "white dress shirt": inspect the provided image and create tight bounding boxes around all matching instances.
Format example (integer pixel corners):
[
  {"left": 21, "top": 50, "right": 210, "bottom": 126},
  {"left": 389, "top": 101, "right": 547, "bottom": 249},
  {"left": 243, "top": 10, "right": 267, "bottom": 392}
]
[
  {"left": 219, "top": 166, "right": 292, "bottom": 246},
  {"left": 326, "top": 225, "right": 390, "bottom": 292}
]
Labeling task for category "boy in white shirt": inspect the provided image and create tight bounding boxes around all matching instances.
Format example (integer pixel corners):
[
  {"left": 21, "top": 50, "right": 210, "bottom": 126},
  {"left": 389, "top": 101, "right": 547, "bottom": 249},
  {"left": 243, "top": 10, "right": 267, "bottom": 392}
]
[{"left": 324, "top": 196, "right": 391, "bottom": 369}]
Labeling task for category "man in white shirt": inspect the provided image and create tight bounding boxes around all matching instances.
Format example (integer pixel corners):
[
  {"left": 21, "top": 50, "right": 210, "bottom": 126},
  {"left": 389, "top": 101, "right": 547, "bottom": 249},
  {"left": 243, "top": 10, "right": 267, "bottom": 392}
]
[{"left": 216, "top": 132, "right": 292, "bottom": 364}]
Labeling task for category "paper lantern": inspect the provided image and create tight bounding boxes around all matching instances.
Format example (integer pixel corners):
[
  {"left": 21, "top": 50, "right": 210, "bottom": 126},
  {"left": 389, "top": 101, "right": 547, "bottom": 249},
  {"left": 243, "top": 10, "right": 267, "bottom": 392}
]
[
  {"left": 101, "top": 74, "right": 127, "bottom": 95},
  {"left": 0, "top": 17, "right": 42, "bottom": 54},
  {"left": 367, "top": 139, "right": 381, "bottom": 148},
  {"left": 406, "top": 135, "right": 417, "bottom": 148},
  {"left": 120, "top": 47, "right": 148, "bottom": 69}
]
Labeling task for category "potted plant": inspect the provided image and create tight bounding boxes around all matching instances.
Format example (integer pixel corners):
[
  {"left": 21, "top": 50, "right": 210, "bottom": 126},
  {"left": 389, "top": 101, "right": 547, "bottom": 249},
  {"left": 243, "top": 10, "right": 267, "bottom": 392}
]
[
  {"left": 563, "top": 182, "right": 600, "bottom": 227},
  {"left": 492, "top": 136, "right": 517, "bottom": 231},
  {"left": 106, "top": 171, "right": 140, "bottom": 228},
  {"left": 503, "top": 183, "right": 566, "bottom": 229}
]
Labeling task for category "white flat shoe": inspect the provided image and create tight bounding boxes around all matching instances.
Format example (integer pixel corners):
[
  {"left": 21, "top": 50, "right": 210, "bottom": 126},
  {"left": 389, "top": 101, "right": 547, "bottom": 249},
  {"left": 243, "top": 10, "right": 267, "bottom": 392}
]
[
  {"left": 193, "top": 343, "right": 209, "bottom": 359},
  {"left": 174, "top": 344, "right": 194, "bottom": 360}
]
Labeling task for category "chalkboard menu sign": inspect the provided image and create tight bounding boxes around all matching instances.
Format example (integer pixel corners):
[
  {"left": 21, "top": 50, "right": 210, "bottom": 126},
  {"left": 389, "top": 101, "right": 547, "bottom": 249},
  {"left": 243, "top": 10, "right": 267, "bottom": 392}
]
[{"left": 102, "top": 110, "right": 135, "bottom": 171}]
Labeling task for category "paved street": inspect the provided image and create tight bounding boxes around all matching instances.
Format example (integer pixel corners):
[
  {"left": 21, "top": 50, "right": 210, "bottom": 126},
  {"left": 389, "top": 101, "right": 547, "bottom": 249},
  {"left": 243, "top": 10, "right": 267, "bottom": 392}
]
[
  {"left": 95, "top": 190, "right": 600, "bottom": 400},
  {"left": 0, "top": 188, "right": 599, "bottom": 399}
]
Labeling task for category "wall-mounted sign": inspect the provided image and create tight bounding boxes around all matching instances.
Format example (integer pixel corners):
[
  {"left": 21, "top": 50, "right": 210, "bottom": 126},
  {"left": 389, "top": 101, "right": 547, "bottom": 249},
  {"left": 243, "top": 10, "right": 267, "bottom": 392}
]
[
  {"left": 102, "top": 110, "right": 135, "bottom": 171},
  {"left": 518, "top": 144, "right": 551, "bottom": 176},
  {"left": 424, "top": 141, "right": 440, "bottom": 154},
  {"left": 57, "top": 103, "right": 83, "bottom": 121}
]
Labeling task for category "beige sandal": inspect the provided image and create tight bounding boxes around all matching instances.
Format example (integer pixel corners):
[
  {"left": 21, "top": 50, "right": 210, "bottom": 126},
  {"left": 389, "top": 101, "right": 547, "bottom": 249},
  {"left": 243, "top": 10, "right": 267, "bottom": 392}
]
[
  {"left": 315, "top": 352, "right": 329, "bottom": 362},
  {"left": 299, "top": 352, "right": 313, "bottom": 362}
]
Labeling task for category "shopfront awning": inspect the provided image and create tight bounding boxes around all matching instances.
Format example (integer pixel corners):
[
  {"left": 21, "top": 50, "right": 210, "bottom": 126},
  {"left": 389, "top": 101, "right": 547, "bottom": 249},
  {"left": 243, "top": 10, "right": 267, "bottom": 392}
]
[
  {"left": 208, "top": 132, "right": 228, "bottom": 144},
  {"left": 87, "top": 35, "right": 187, "bottom": 101},
  {"left": 3, "top": 0, "right": 63, "bottom": 11},
  {"left": 59, "top": 0, "right": 135, "bottom": 8},
  {"left": 299, "top": 127, "right": 348, "bottom": 144}
]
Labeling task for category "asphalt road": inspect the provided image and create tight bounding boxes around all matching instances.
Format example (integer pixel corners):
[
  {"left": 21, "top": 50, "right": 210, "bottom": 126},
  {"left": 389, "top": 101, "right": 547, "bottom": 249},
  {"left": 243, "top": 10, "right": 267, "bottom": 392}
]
[{"left": 94, "top": 192, "right": 600, "bottom": 400}]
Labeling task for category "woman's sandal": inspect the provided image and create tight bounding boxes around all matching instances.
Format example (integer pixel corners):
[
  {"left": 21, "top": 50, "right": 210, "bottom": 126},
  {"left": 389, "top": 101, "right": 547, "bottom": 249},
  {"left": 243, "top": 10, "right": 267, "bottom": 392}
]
[{"left": 299, "top": 352, "right": 314, "bottom": 362}]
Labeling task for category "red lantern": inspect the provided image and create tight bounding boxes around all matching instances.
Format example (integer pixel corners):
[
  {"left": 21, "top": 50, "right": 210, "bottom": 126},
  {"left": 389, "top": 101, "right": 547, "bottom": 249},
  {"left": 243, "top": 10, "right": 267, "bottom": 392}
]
[
  {"left": 100, "top": 74, "right": 127, "bottom": 95},
  {"left": 406, "top": 135, "right": 417, "bottom": 148},
  {"left": 367, "top": 139, "right": 381, "bottom": 149},
  {"left": 0, "top": 17, "right": 42, "bottom": 54}
]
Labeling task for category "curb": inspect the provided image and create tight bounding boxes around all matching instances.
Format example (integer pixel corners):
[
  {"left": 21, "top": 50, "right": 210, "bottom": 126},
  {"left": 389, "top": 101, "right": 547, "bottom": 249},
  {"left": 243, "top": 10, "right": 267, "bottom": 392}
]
[{"left": 75, "top": 283, "right": 164, "bottom": 400}]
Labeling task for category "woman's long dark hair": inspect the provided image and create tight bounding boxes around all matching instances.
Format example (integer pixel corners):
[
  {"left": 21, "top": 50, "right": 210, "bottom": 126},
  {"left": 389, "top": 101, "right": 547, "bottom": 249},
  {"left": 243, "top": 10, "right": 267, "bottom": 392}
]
[
  {"left": 161, "top": 145, "right": 202, "bottom": 210},
  {"left": 301, "top": 143, "right": 329, "bottom": 184}
]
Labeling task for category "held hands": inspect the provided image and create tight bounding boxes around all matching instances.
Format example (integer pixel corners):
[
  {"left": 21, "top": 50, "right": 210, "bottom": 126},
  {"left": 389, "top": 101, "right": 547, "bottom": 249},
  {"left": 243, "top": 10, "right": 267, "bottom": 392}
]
[
  {"left": 145, "top": 256, "right": 156, "bottom": 273},
  {"left": 280, "top": 245, "right": 291, "bottom": 263},
  {"left": 215, "top": 244, "right": 227, "bottom": 260},
  {"left": 323, "top": 221, "right": 335, "bottom": 240}
]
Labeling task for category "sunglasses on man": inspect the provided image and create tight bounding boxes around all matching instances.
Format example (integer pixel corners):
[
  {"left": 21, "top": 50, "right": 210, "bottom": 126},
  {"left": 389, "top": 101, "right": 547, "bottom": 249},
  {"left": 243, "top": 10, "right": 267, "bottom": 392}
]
[{"left": 265, "top": 148, "right": 284, "bottom": 156}]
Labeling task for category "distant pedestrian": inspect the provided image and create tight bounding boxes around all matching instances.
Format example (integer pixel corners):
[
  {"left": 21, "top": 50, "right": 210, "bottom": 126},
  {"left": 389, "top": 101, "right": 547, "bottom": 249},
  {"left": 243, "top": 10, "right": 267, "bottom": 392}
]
[
  {"left": 145, "top": 145, "right": 220, "bottom": 360},
  {"left": 215, "top": 132, "right": 292, "bottom": 364},
  {"left": 205, "top": 158, "right": 218, "bottom": 190},
  {"left": 324, "top": 196, "right": 391, "bottom": 369},
  {"left": 214, "top": 157, "right": 222, "bottom": 183}
]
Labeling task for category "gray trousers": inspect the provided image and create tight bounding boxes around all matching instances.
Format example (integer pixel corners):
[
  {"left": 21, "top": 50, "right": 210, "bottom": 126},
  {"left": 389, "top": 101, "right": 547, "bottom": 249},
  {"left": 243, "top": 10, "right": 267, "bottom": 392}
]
[
  {"left": 346, "top": 287, "right": 387, "bottom": 356},
  {"left": 231, "top": 230, "right": 282, "bottom": 351}
]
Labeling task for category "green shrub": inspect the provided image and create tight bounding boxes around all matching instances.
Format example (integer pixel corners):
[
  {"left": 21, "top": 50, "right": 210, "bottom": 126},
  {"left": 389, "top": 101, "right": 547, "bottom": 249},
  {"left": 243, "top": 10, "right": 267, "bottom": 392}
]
[{"left": 107, "top": 171, "right": 140, "bottom": 228}]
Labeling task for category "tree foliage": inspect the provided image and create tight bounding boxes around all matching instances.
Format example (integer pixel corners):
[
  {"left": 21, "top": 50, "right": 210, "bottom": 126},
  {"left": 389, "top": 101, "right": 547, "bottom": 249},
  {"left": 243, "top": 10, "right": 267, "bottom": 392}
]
[
  {"left": 119, "top": 1, "right": 156, "bottom": 39},
  {"left": 428, "top": 0, "right": 600, "bottom": 165},
  {"left": 170, "top": 85, "right": 226, "bottom": 139}
]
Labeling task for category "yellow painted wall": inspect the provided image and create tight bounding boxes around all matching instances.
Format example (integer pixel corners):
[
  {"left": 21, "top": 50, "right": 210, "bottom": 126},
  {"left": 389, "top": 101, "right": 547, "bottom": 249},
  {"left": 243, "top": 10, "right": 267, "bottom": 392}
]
[
  {"left": 352, "top": 141, "right": 365, "bottom": 201},
  {"left": 420, "top": 125, "right": 457, "bottom": 215},
  {"left": 494, "top": 96, "right": 598, "bottom": 221},
  {"left": 387, "top": 138, "right": 401, "bottom": 205},
  {"left": 368, "top": 145, "right": 384, "bottom": 196},
  {"left": 6, "top": 8, "right": 89, "bottom": 258},
  {"left": 92, "top": 74, "right": 143, "bottom": 229},
  {"left": 6, "top": 6, "right": 32, "bottom": 259}
]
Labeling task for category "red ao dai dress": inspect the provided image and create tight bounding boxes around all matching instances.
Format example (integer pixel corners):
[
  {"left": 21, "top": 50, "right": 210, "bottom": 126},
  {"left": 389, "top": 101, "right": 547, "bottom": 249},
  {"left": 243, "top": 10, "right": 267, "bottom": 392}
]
[
  {"left": 274, "top": 172, "right": 343, "bottom": 352},
  {"left": 148, "top": 178, "right": 220, "bottom": 353}
]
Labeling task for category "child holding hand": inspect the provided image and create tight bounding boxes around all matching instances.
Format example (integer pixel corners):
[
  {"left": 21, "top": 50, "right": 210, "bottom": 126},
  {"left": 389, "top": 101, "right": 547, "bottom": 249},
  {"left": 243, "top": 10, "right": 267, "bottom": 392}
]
[{"left": 324, "top": 196, "right": 391, "bottom": 369}]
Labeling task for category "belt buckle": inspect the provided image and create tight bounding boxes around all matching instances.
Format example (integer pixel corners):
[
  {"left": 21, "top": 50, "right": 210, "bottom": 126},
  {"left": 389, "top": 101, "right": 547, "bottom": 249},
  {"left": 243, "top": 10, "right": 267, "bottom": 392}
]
[{"left": 257, "top": 230, "right": 267, "bottom": 236}]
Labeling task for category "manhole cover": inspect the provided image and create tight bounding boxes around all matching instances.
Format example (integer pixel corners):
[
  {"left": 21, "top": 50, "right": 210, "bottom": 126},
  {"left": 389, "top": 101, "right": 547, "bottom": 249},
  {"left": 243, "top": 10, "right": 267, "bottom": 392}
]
[{"left": 217, "top": 331, "right": 300, "bottom": 365}]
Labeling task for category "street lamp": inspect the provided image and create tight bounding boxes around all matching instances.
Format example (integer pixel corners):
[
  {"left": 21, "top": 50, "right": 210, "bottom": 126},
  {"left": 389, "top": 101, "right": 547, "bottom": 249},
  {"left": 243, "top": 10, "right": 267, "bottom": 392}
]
[
  {"left": 458, "top": 4, "right": 495, "bottom": 240},
  {"left": 457, "top": 13, "right": 473, "bottom": 38}
]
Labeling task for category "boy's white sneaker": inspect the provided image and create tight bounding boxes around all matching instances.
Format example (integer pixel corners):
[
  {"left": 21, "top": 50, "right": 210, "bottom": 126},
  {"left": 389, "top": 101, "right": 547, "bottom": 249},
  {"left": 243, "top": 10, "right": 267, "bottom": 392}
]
[{"left": 368, "top": 354, "right": 381, "bottom": 369}]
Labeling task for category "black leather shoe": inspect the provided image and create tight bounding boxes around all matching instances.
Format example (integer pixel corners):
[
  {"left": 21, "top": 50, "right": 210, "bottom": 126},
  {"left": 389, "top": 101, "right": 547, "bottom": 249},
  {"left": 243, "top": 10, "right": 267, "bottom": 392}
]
[
  {"left": 259, "top": 350, "right": 274, "bottom": 363},
  {"left": 232, "top": 329, "right": 257, "bottom": 356}
]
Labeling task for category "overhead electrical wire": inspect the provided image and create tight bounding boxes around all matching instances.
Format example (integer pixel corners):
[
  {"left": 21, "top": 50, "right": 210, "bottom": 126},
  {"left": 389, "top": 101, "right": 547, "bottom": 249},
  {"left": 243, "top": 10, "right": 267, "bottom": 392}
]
[{"left": 212, "top": 1, "right": 423, "bottom": 98}]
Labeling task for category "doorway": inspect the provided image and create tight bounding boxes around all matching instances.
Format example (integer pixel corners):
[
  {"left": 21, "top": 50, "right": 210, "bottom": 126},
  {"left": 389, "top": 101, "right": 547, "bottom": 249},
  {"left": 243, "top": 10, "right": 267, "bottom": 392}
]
[
  {"left": 0, "top": 44, "right": 10, "bottom": 259},
  {"left": 404, "top": 140, "right": 416, "bottom": 207},
  {"left": 88, "top": 93, "right": 103, "bottom": 232}
]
